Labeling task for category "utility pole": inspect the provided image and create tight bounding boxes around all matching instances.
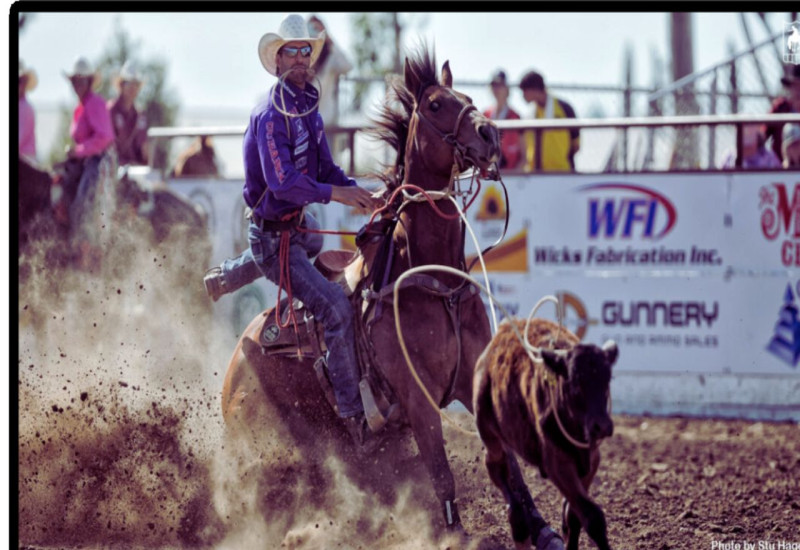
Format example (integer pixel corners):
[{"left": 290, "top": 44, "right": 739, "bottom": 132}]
[
  {"left": 393, "top": 13, "right": 402, "bottom": 75},
  {"left": 670, "top": 13, "right": 700, "bottom": 169}
]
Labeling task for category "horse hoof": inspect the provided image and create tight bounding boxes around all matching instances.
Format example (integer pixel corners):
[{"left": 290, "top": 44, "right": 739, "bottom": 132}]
[{"left": 536, "top": 527, "right": 564, "bottom": 550}]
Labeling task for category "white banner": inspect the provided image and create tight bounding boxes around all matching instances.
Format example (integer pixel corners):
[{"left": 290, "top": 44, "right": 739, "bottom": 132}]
[
  {"left": 729, "top": 173, "right": 800, "bottom": 273},
  {"left": 168, "top": 171, "right": 800, "bottom": 419}
]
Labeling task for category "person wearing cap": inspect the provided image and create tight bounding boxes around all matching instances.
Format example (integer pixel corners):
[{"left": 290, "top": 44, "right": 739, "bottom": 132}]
[
  {"left": 19, "top": 60, "right": 38, "bottom": 161},
  {"left": 519, "top": 70, "right": 579, "bottom": 172},
  {"left": 483, "top": 69, "right": 522, "bottom": 169},
  {"left": 61, "top": 56, "right": 115, "bottom": 254},
  {"left": 203, "top": 14, "right": 381, "bottom": 450},
  {"left": 782, "top": 123, "right": 800, "bottom": 168},
  {"left": 763, "top": 65, "right": 800, "bottom": 163},
  {"left": 108, "top": 60, "right": 149, "bottom": 166}
]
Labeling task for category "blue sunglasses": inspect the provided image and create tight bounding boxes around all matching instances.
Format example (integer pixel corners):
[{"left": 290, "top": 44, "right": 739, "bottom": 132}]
[{"left": 280, "top": 45, "right": 312, "bottom": 58}]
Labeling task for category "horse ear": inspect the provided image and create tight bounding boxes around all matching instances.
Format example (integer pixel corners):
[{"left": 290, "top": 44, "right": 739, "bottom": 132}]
[
  {"left": 540, "top": 349, "right": 568, "bottom": 378},
  {"left": 441, "top": 60, "right": 453, "bottom": 88},
  {"left": 404, "top": 58, "right": 421, "bottom": 97}
]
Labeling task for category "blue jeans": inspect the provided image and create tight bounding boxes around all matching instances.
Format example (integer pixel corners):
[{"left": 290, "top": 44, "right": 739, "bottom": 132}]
[
  {"left": 220, "top": 213, "right": 325, "bottom": 292},
  {"left": 66, "top": 154, "right": 103, "bottom": 241},
  {"left": 226, "top": 214, "right": 362, "bottom": 418}
]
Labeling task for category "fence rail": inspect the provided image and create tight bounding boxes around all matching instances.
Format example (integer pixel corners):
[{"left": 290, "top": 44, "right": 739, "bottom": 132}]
[{"left": 147, "top": 113, "right": 800, "bottom": 175}]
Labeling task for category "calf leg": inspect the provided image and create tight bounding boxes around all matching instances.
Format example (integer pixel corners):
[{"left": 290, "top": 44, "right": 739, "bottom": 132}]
[
  {"left": 478, "top": 424, "right": 559, "bottom": 548},
  {"left": 549, "top": 456, "right": 610, "bottom": 550},
  {"left": 561, "top": 500, "right": 582, "bottom": 550}
]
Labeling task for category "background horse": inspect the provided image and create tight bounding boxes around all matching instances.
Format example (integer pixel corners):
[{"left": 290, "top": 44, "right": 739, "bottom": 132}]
[
  {"left": 18, "top": 155, "right": 211, "bottom": 291},
  {"left": 221, "top": 45, "right": 500, "bottom": 534}
]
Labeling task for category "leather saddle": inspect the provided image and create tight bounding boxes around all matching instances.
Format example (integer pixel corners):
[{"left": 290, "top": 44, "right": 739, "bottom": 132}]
[
  {"left": 255, "top": 218, "right": 400, "bottom": 430},
  {"left": 256, "top": 249, "right": 360, "bottom": 359}
]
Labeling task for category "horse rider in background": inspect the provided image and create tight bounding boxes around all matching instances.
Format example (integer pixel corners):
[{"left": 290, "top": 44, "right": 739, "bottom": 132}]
[
  {"left": 19, "top": 59, "right": 38, "bottom": 163},
  {"left": 109, "top": 60, "right": 149, "bottom": 167},
  {"left": 61, "top": 57, "right": 115, "bottom": 269}
]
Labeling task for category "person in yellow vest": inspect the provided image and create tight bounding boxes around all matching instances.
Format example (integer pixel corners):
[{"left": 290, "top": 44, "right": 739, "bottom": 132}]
[{"left": 519, "top": 70, "right": 579, "bottom": 172}]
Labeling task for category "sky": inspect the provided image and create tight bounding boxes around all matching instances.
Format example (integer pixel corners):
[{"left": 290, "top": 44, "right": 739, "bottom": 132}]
[
  {"left": 17, "top": 11, "right": 788, "bottom": 110},
  {"left": 14, "top": 10, "right": 792, "bottom": 177}
]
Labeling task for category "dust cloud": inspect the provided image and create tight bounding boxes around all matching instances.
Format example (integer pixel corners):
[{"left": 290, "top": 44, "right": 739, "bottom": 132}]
[{"left": 16, "top": 215, "right": 461, "bottom": 550}]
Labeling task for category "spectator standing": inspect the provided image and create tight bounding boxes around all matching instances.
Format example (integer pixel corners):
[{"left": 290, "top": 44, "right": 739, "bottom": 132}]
[
  {"left": 18, "top": 60, "right": 37, "bottom": 161},
  {"left": 782, "top": 123, "right": 800, "bottom": 168},
  {"left": 763, "top": 65, "right": 800, "bottom": 164},
  {"left": 519, "top": 70, "right": 579, "bottom": 172},
  {"left": 721, "top": 124, "right": 781, "bottom": 169},
  {"left": 306, "top": 14, "right": 353, "bottom": 127},
  {"left": 109, "top": 60, "right": 149, "bottom": 166},
  {"left": 483, "top": 69, "right": 521, "bottom": 169}
]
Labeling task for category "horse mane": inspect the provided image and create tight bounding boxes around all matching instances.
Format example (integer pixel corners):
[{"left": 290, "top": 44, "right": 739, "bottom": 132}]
[{"left": 367, "top": 44, "right": 438, "bottom": 190}]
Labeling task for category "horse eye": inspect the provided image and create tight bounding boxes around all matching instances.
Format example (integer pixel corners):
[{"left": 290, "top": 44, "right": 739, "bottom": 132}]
[{"left": 430, "top": 101, "right": 440, "bottom": 112}]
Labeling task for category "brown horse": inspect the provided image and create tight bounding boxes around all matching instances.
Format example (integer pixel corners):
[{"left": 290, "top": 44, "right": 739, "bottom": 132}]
[{"left": 221, "top": 45, "right": 500, "bottom": 531}]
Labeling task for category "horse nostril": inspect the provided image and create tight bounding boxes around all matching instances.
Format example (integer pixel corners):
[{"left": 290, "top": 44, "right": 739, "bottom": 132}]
[{"left": 478, "top": 123, "right": 495, "bottom": 143}]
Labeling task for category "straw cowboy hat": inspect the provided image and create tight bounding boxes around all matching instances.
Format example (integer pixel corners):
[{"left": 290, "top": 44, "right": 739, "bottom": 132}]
[
  {"left": 113, "top": 60, "right": 146, "bottom": 88},
  {"left": 258, "top": 14, "right": 326, "bottom": 77},
  {"left": 18, "top": 59, "right": 38, "bottom": 92},
  {"left": 63, "top": 57, "right": 101, "bottom": 89}
]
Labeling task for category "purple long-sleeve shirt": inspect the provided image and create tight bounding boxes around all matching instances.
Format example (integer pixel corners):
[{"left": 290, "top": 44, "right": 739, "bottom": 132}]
[
  {"left": 70, "top": 91, "right": 114, "bottom": 158},
  {"left": 242, "top": 80, "right": 355, "bottom": 221}
]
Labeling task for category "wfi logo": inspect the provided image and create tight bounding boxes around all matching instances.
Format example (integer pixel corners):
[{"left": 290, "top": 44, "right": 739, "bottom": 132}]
[{"left": 784, "top": 20, "right": 800, "bottom": 65}]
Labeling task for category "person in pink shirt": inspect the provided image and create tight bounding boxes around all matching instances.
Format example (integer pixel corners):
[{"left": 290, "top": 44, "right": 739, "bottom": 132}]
[
  {"left": 60, "top": 57, "right": 115, "bottom": 262},
  {"left": 18, "top": 60, "right": 37, "bottom": 161}
]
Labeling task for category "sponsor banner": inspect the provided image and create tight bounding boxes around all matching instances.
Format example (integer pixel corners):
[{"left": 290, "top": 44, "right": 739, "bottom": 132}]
[
  {"left": 729, "top": 173, "right": 800, "bottom": 272},
  {"left": 171, "top": 175, "right": 800, "bottom": 375},
  {"left": 328, "top": 174, "right": 731, "bottom": 274},
  {"left": 725, "top": 275, "right": 800, "bottom": 374},
  {"left": 496, "top": 174, "right": 730, "bottom": 273},
  {"left": 480, "top": 272, "right": 800, "bottom": 376},
  {"left": 480, "top": 273, "right": 725, "bottom": 373}
]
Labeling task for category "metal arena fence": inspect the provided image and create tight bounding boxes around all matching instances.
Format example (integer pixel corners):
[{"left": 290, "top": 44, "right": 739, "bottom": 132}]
[
  {"left": 332, "top": 30, "right": 787, "bottom": 173},
  {"left": 146, "top": 113, "right": 800, "bottom": 177}
]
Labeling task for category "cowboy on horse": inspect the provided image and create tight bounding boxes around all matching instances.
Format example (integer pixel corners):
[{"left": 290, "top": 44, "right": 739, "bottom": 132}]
[{"left": 204, "top": 14, "right": 383, "bottom": 450}]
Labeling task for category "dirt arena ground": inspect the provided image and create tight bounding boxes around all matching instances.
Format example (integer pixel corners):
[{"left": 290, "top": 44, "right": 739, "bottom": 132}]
[{"left": 17, "top": 229, "right": 800, "bottom": 550}]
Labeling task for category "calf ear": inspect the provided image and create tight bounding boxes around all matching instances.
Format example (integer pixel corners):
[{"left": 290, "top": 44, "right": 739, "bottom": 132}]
[
  {"left": 540, "top": 349, "right": 568, "bottom": 378},
  {"left": 602, "top": 340, "right": 618, "bottom": 366}
]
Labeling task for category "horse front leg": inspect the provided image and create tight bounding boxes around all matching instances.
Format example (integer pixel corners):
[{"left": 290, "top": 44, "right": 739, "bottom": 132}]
[{"left": 405, "top": 394, "right": 461, "bottom": 530}]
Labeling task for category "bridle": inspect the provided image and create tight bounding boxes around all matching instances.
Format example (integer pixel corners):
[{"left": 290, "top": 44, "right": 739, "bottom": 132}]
[{"left": 412, "top": 86, "right": 482, "bottom": 176}]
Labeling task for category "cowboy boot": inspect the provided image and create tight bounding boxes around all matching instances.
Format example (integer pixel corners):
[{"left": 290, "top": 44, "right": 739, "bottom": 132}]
[{"left": 203, "top": 267, "right": 227, "bottom": 302}]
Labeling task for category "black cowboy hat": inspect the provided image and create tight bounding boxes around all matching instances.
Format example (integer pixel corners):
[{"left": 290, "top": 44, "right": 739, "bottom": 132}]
[{"left": 781, "top": 64, "right": 800, "bottom": 87}]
